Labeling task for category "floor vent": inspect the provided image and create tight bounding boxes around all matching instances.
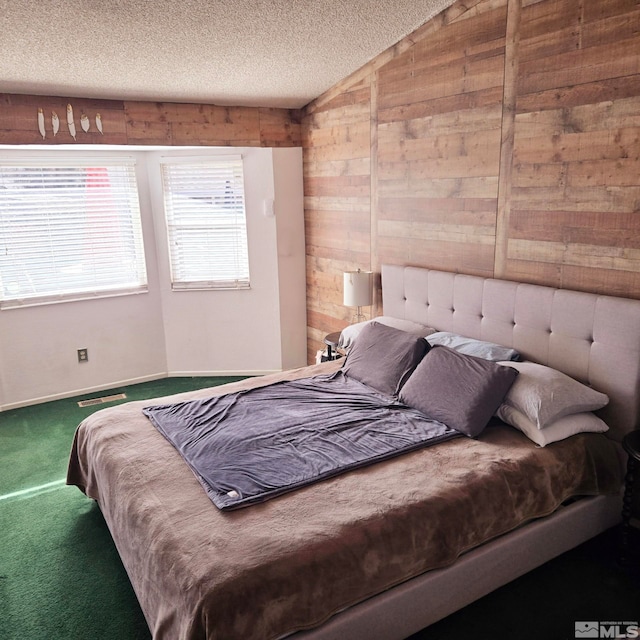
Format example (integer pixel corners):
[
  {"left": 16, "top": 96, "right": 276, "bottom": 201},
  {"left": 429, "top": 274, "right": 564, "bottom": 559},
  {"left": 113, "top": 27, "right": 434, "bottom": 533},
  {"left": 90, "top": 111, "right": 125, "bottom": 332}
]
[{"left": 77, "top": 393, "right": 127, "bottom": 408}]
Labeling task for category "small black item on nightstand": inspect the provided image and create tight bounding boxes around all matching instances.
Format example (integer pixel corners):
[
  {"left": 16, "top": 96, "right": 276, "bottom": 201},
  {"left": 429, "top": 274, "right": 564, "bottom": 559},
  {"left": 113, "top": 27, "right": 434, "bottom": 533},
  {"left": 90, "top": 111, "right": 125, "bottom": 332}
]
[
  {"left": 322, "top": 331, "right": 343, "bottom": 362},
  {"left": 620, "top": 430, "right": 640, "bottom": 566}
]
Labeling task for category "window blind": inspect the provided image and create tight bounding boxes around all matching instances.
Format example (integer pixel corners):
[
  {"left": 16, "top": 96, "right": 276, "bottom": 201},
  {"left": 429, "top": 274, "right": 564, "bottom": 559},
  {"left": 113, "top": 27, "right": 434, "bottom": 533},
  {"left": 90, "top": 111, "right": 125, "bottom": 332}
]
[
  {"left": 0, "top": 159, "right": 147, "bottom": 308},
  {"left": 161, "top": 157, "right": 250, "bottom": 290}
]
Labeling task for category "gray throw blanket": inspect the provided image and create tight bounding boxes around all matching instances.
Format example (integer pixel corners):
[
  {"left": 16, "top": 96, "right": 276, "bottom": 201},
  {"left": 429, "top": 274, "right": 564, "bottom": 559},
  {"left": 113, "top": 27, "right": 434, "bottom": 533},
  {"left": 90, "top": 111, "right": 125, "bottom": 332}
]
[{"left": 143, "top": 372, "right": 460, "bottom": 509}]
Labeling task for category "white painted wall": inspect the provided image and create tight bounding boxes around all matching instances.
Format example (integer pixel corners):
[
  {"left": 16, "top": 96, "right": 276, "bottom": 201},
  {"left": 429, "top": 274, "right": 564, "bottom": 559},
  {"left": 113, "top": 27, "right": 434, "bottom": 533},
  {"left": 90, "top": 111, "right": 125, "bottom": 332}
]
[
  {"left": 148, "top": 146, "right": 306, "bottom": 376},
  {"left": 273, "top": 148, "right": 307, "bottom": 370},
  {"left": 0, "top": 146, "right": 306, "bottom": 410}
]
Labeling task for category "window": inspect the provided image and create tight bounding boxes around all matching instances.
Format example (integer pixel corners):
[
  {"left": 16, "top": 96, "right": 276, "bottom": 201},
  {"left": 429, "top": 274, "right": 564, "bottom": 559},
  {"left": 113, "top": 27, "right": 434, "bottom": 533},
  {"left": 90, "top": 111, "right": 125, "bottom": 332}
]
[
  {"left": 161, "top": 156, "right": 250, "bottom": 290},
  {"left": 0, "top": 157, "right": 147, "bottom": 308}
]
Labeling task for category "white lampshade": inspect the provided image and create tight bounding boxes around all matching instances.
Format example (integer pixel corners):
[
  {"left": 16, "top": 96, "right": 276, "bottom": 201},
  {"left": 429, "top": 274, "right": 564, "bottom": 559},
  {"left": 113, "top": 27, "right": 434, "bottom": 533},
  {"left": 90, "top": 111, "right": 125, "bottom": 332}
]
[{"left": 343, "top": 270, "right": 373, "bottom": 307}]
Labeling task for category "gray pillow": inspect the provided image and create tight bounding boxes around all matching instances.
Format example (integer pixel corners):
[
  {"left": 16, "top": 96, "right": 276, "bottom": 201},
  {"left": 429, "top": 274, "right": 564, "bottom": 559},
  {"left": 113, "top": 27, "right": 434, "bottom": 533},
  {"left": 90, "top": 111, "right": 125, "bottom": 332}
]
[
  {"left": 427, "top": 332, "right": 520, "bottom": 362},
  {"left": 342, "top": 321, "right": 429, "bottom": 396},
  {"left": 399, "top": 346, "right": 518, "bottom": 437},
  {"left": 339, "top": 316, "right": 435, "bottom": 350}
]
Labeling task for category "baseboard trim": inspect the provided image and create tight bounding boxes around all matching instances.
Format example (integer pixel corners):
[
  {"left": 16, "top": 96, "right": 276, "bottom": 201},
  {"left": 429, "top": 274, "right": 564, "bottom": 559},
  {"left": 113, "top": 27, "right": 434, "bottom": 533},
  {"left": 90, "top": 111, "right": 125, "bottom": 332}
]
[
  {"left": 0, "top": 369, "right": 281, "bottom": 412},
  {"left": 168, "top": 369, "right": 280, "bottom": 378},
  {"left": 0, "top": 373, "right": 168, "bottom": 412}
]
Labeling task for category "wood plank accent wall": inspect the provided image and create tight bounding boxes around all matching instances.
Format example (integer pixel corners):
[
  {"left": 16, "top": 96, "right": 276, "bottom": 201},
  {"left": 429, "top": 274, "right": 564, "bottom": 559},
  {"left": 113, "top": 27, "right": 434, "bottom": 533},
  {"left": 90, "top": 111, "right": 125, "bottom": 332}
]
[
  {"left": 0, "top": 94, "right": 301, "bottom": 147},
  {"left": 302, "top": 78, "right": 372, "bottom": 363},
  {"left": 302, "top": 0, "right": 640, "bottom": 362},
  {"left": 503, "top": 0, "right": 640, "bottom": 296},
  {"left": 376, "top": 0, "right": 507, "bottom": 277}
]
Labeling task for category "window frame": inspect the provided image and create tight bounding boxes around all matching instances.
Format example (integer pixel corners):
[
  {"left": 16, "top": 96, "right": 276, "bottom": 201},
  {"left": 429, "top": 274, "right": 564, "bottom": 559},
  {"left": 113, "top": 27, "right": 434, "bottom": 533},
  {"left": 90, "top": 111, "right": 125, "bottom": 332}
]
[
  {"left": 160, "top": 155, "right": 251, "bottom": 292},
  {"left": 0, "top": 153, "right": 148, "bottom": 309}
]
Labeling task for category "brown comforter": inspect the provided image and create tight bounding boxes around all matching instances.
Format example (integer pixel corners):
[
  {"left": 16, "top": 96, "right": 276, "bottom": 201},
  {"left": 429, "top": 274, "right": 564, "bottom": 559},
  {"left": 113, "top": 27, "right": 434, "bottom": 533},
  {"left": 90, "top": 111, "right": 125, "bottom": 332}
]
[{"left": 67, "top": 361, "right": 621, "bottom": 640}]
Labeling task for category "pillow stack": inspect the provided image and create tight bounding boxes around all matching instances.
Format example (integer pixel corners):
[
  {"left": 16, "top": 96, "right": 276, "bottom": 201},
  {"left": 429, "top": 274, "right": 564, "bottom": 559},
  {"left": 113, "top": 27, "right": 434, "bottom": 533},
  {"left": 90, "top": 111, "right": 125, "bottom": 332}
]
[
  {"left": 495, "top": 361, "right": 609, "bottom": 446},
  {"left": 339, "top": 322, "right": 610, "bottom": 446}
]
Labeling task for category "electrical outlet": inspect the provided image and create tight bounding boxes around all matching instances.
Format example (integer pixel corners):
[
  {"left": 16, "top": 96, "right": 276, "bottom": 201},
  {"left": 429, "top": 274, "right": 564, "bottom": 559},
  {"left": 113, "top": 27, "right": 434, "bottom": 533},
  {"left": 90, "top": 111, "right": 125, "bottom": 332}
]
[{"left": 77, "top": 348, "right": 88, "bottom": 363}]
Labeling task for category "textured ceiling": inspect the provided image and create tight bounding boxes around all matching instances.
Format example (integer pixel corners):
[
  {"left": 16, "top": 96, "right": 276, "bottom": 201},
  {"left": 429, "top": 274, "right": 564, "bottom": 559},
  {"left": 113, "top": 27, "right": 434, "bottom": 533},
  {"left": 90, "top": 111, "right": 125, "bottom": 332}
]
[{"left": 0, "top": 0, "right": 456, "bottom": 109}]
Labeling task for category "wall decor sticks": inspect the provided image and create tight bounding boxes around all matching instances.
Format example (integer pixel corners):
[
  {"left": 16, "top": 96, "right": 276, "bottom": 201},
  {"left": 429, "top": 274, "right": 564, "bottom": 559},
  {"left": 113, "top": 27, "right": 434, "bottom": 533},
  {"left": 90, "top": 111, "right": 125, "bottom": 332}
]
[{"left": 35, "top": 103, "right": 104, "bottom": 139}]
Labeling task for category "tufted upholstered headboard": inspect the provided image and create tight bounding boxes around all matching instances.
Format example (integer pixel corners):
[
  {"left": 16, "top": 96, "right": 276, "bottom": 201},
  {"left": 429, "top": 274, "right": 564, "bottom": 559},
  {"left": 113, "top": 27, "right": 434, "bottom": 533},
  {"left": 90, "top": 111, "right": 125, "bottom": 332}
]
[{"left": 382, "top": 264, "right": 640, "bottom": 441}]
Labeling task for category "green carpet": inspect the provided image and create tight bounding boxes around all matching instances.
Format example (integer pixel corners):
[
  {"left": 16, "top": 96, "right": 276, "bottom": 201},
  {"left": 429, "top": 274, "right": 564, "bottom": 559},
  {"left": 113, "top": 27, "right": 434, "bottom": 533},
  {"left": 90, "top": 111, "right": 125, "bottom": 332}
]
[{"left": 0, "top": 376, "right": 245, "bottom": 640}]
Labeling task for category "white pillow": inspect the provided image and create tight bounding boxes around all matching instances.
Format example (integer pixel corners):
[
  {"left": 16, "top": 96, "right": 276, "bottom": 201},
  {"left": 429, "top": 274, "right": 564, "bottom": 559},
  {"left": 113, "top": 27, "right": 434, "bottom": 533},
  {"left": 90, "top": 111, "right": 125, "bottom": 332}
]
[
  {"left": 339, "top": 316, "right": 435, "bottom": 350},
  {"left": 496, "top": 404, "right": 609, "bottom": 447},
  {"left": 498, "top": 361, "right": 609, "bottom": 429}
]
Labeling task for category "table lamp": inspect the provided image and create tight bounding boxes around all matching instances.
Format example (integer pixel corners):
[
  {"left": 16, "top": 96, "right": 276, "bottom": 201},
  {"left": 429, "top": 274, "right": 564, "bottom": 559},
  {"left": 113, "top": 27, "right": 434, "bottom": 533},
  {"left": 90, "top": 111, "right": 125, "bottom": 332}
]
[{"left": 343, "top": 269, "right": 373, "bottom": 323}]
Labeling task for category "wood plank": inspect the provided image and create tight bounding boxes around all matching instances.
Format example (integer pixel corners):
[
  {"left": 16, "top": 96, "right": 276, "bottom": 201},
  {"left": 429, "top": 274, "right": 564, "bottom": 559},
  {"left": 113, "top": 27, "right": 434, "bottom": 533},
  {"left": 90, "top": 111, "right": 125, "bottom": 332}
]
[
  {"left": 558, "top": 264, "right": 640, "bottom": 300},
  {"left": 510, "top": 209, "right": 640, "bottom": 247},
  {"left": 499, "top": 258, "right": 563, "bottom": 288},
  {"left": 304, "top": 196, "right": 370, "bottom": 213},
  {"left": 305, "top": 226, "right": 370, "bottom": 255},
  {"left": 377, "top": 236, "right": 496, "bottom": 277},
  {"left": 380, "top": 28, "right": 505, "bottom": 91},
  {"left": 378, "top": 152, "right": 501, "bottom": 180},
  {"left": 379, "top": 53, "right": 505, "bottom": 111},
  {"left": 512, "top": 162, "right": 568, "bottom": 188},
  {"left": 518, "top": 35, "right": 640, "bottom": 95},
  {"left": 304, "top": 175, "right": 370, "bottom": 198},
  {"left": 302, "top": 121, "right": 371, "bottom": 151},
  {"left": 258, "top": 108, "right": 301, "bottom": 147},
  {"left": 582, "top": 0, "right": 640, "bottom": 25},
  {"left": 410, "top": 3, "right": 507, "bottom": 62},
  {"left": 507, "top": 238, "right": 640, "bottom": 272},
  {"left": 378, "top": 219, "right": 495, "bottom": 244},
  {"left": 303, "top": 139, "right": 371, "bottom": 162},
  {"left": 305, "top": 218, "right": 370, "bottom": 251},
  {"left": 513, "top": 127, "right": 640, "bottom": 164},
  {"left": 379, "top": 196, "right": 497, "bottom": 223},
  {"left": 451, "top": 0, "right": 509, "bottom": 23},
  {"left": 581, "top": 8, "right": 640, "bottom": 49},
  {"left": 303, "top": 157, "right": 370, "bottom": 178},
  {"left": 378, "top": 104, "right": 503, "bottom": 140},
  {"left": 519, "top": 0, "right": 583, "bottom": 40},
  {"left": 305, "top": 242, "right": 371, "bottom": 265},
  {"left": 124, "top": 118, "right": 172, "bottom": 145},
  {"left": 474, "top": 257, "right": 640, "bottom": 300},
  {"left": 378, "top": 129, "right": 502, "bottom": 164},
  {"left": 378, "top": 86, "right": 504, "bottom": 124},
  {"left": 169, "top": 110, "right": 262, "bottom": 146},
  {"left": 516, "top": 75, "right": 640, "bottom": 113},
  {"left": 518, "top": 20, "right": 581, "bottom": 63},
  {"left": 304, "top": 208, "right": 370, "bottom": 233},
  {"left": 378, "top": 175, "right": 499, "bottom": 199},
  {"left": 302, "top": 99, "right": 371, "bottom": 132},
  {"left": 514, "top": 96, "right": 640, "bottom": 136},
  {"left": 566, "top": 159, "right": 640, "bottom": 188},
  {"left": 511, "top": 185, "right": 640, "bottom": 213}
]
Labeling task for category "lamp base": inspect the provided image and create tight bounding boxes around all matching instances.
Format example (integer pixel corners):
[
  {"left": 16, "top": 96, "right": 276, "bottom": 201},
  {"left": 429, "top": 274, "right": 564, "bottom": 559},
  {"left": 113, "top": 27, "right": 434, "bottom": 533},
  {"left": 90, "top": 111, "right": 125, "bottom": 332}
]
[{"left": 351, "top": 306, "right": 366, "bottom": 324}]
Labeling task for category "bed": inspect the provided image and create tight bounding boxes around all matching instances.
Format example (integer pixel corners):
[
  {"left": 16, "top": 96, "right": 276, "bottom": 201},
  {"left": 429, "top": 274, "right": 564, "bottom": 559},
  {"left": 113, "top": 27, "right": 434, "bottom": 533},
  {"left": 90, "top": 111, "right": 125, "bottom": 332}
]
[{"left": 67, "top": 264, "right": 640, "bottom": 640}]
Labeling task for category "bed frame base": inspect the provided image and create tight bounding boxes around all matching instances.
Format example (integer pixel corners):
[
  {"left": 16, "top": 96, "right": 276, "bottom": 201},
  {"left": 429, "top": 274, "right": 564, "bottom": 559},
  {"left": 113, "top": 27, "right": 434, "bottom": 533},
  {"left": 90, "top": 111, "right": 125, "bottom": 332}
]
[{"left": 291, "top": 494, "right": 621, "bottom": 640}]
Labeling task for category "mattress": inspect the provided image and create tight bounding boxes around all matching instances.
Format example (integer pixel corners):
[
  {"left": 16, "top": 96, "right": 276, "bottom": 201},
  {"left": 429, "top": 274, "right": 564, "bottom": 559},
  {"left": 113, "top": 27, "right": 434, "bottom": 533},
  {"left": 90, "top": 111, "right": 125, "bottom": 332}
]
[{"left": 67, "top": 360, "right": 621, "bottom": 640}]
